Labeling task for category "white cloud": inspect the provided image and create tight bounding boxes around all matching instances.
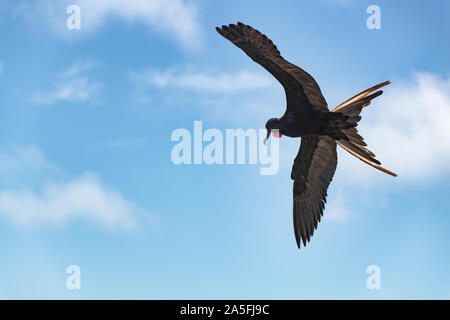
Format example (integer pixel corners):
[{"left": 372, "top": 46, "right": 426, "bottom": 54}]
[
  {"left": 34, "top": 78, "right": 102, "bottom": 104},
  {"left": 0, "top": 145, "right": 146, "bottom": 229},
  {"left": 33, "top": 61, "right": 102, "bottom": 104},
  {"left": 0, "top": 145, "right": 61, "bottom": 183},
  {"left": 0, "top": 145, "right": 48, "bottom": 176},
  {"left": 59, "top": 60, "right": 95, "bottom": 78},
  {"left": 0, "top": 62, "right": 3, "bottom": 76},
  {"left": 129, "top": 65, "right": 283, "bottom": 127},
  {"left": 338, "top": 72, "right": 450, "bottom": 182},
  {"left": 129, "top": 67, "right": 278, "bottom": 123},
  {"left": 0, "top": 174, "right": 138, "bottom": 229},
  {"left": 14, "top": 0, "right": 201, "bottom": 49},
  {"left": 325, "top": 192, "right": 357, "bottom": 222},
  {"left": 131, "top": 68, "right": 273, "bottom": 93}
]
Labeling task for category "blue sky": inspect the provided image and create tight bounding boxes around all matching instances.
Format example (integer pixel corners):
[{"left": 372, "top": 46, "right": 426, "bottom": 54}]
[{"left": 0, "top": 0, "right": 449, "bottom": 299}]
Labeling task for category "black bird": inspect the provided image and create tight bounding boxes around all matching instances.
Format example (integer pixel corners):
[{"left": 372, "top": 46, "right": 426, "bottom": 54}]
[{"left": 216, "top": 22, "right": 397, "bottom": 249}]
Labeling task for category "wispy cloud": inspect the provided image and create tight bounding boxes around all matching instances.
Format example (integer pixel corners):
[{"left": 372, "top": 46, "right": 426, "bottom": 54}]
[
  {"left": 14, "top": 0, "right": 201, "bottom": 49},
  {"left": 0, "top": 174, "right": 139, "bottom": 229},
  {"left": 33, "top": 61, "right": 102, "bottom": 104},
  {"left": 59, "top": 60, "right": 95, "bottom": 78},
  {"left": 0, "top": 145, "right": 147, "bottom": 229},
  {"left": 130, "top": 66, "right": 278, "bottom": 123},
  {"left": 325, "top": 192, "right": 357, "bottom": 222},
  {"left": 0, "top": 145, "right": 59, "bottom": 182},
  {"left": 0, "top": 145, "right": 47, "bottom": 174},
  {"left": 339, "top": 72, "right": 450, "bottom": 182},
  {"left": 131, "top": 68, "right": 273, "bottom": 93},
  {"left": 0, "top": 61, "right": 3, "bottom": 76},
  {"left": 130, "top": 65, "right": 281, "bottom": 125}
]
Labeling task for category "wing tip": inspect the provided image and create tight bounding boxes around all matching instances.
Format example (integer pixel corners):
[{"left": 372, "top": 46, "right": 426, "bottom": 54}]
[
  {"left": 294, "top": 229, "right": 310, "bottom": 249},
  {"left": 216, "top": 22, "right": 245, "bottom": 29},
  {"left": 295, "top": 237, "right": 306, "bottom": 250},
  {"left": 215, "top": 26, "right": 224, "bottom": 35}
]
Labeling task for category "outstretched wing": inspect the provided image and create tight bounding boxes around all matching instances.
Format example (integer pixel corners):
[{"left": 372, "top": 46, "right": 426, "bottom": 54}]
[
  {"left": 291, "top": 136, "right": 337, "bottom": 248},
  {"left": 216, "top": 22, "right": 329, "bottom": 116}
]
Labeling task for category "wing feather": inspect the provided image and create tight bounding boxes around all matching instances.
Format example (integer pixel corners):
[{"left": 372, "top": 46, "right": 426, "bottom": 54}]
[
  {"left": 291, "top": 136, "right": 337, "bottom": 248},
  {"left": 216, "top": 22, "right": 329, "bottom": 115}
]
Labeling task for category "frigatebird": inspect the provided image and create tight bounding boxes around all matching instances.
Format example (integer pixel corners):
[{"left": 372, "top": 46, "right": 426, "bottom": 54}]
[{"left": 216, "top": 22, "right": 397, "bottom": 249}]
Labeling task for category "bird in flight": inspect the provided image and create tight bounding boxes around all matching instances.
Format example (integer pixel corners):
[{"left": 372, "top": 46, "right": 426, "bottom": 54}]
[{"left": 216, "top": 22, "right": 397, "bottom": 249}]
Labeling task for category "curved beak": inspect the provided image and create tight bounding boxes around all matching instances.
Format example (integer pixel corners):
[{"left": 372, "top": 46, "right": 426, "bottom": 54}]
[{"left": 263, "top": 129, "right": 271, "bottom": 145}]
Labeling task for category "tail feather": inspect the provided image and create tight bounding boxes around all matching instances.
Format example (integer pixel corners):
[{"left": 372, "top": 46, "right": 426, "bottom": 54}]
[
  {"left": 344, "top": 128, "right": 366, "bottom": 147},
  {"left": 332, "top": 80, "right": 390, "bottom": 112},
  {"left": 338, "top": 139, "right": 380, "bottom": 164},
  {"left": 332, "top": 81, "right": 397, "bottom": 177},
  {"left": 338, "top": 141, "right": 398, "bottom": 177}
]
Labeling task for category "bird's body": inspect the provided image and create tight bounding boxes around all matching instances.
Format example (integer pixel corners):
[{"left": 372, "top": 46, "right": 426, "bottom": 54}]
[
  {"left": 269, "top": 113, "right": 321, "bottom": 137},
  {"left": 216, "top": 22, "right": 397, "bottom": 249},
  {"left": 270, "top": 111, "right": 350, "bottom": 139}
]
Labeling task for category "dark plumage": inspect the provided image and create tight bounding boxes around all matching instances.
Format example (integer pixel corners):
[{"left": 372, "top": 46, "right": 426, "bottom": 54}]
[{"left": 216, "top": 22, "right": 397, "bottom": 249}]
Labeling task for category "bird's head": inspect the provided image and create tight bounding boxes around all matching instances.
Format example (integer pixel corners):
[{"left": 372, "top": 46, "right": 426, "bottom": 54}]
[{"left": 264, "top": 118, "right": 282, "bottom": 144}]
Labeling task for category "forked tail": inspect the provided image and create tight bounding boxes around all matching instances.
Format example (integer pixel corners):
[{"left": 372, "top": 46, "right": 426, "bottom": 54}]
[{"left": 331, "top": 80, "right": 398, "bottom": 177}]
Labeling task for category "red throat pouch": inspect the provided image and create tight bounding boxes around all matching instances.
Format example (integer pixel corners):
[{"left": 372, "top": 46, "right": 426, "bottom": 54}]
[{"left": 272, "top": 131, "right": 282, "bottom": 138}]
